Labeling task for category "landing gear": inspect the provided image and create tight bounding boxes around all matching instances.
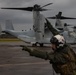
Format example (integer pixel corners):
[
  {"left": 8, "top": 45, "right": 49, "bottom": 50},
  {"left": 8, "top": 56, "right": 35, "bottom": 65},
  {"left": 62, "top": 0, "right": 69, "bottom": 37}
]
[
  {"left": 32, "top": 43, "right": 37, "bottom": 46},
  {"left": 39, "top": 43, "right": 43, "bottom": 47},
  {"left": 22, "top": 47, "right": 25, "bottom": 51}
]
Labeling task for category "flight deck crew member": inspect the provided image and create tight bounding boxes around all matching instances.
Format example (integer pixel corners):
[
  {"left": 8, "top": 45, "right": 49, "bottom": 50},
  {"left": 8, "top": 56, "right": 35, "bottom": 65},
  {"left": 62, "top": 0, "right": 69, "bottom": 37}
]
[{"left": 22, "top": 34, "right": 76, "bottom": 75}]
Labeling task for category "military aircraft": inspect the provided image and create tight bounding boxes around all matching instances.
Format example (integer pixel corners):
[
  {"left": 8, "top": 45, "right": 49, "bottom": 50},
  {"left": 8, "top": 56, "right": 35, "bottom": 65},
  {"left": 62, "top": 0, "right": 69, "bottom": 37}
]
[
  {"left": 1, "top": 3, "right": 54, "bottom": 47},
  {"left": 1, "top": 5, "right": 76, "bottom": 46},
  {"left": 46, "top": 19, "right": 76, "bottom": 44},
  {"left": 48, "top": 11, "right": 76, "bottom": 31},
  {"left": 46, "top": 12, "right": 76, "bottom": 44}
]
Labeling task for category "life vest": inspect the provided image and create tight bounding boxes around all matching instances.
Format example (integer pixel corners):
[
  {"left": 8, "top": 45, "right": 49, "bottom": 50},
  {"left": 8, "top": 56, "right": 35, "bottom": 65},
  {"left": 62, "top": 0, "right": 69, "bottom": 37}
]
[{"left": 52, "top": 45, "right": 76, "bottom": 75}]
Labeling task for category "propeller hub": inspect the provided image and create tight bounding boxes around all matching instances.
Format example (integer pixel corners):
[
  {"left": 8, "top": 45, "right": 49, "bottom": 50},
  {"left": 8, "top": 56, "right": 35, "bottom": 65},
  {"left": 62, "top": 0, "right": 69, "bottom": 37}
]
[
  {"left": 48, "top": 11, "right": 76, "bottom": 20},
  {"left": 33, "top": 4, "right": 41, "bottom": 11}
]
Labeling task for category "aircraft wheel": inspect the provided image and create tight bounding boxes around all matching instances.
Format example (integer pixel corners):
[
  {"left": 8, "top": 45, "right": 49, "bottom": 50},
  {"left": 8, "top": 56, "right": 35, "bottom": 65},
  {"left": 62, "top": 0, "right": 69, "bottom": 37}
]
[
  {"left": 39, "top": 43, "right": 43, "bottom": 47},
  {"left": 32, "top": 43, "right": 37, "bottom": 46},
  {"left": 22, "top": 47, "right": 24, "bottom": 50}
]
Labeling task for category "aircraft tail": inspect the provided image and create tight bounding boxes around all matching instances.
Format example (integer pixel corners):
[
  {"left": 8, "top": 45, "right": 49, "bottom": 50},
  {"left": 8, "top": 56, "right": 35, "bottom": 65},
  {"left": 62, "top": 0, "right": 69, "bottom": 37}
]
[
  {"left": 0, "top": 24, "right": 2, "bottom": 35},
  {"left": 5, "top": 20, "right": 14, "bottom": 30}
]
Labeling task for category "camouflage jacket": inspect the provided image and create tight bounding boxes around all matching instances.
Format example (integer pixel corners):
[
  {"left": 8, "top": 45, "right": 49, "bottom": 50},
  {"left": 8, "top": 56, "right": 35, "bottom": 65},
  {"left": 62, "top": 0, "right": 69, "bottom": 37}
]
[{"left": 23, "top": 45, "right": 76, "bottom": 75}]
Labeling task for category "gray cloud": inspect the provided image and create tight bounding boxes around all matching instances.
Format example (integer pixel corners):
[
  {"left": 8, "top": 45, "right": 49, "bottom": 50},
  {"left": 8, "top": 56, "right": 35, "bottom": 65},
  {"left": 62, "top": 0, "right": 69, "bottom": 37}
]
[{"left": 0, "top": 0, "right": 76, "bottom": 30}]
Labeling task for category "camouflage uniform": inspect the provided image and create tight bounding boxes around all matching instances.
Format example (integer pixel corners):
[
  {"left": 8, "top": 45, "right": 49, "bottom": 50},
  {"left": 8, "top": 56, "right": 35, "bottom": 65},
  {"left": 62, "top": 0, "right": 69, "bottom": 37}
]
[
  {"left": 22, "top": 19, "right": 76, "bottom": 75},
  {"left": 23, "top": 44, "right": 76, "bottom": 75}
]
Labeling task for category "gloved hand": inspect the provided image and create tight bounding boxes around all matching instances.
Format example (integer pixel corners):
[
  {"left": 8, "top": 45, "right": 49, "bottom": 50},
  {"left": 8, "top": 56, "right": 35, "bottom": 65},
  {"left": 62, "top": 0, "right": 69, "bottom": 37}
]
[{"left": 22, "top": 46, "right": 32, "bottom": 53}]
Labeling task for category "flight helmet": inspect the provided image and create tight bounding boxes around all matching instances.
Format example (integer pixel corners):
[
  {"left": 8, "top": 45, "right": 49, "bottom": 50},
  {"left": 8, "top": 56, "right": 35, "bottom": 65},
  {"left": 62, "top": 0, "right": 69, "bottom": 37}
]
[{"left": 50, "top": 35, "right": 66, "bottom": 48}]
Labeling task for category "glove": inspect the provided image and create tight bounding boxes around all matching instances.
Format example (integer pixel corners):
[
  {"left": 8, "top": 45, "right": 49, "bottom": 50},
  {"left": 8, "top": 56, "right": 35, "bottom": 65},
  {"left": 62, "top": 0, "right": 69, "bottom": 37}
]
[{"left": 22, "top": 46, "right": 32, "bottom": 53}]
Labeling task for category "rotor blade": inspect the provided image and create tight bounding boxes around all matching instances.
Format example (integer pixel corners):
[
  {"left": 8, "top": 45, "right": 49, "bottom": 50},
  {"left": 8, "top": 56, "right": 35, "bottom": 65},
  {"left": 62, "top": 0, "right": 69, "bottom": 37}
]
[
  {"left": 1, "top": 7, "right": 33, "bottom": 11},
  {"left": 48, "top": 16, "right": 76, "bottom": 19},
  {"left": 47, "top": 12, "right": 62, "bottom": 19},
  {"left": 45, "top": 18, "right": 59, "bottom": 35},
  {"left": 60, "top": 16, "right": 76, "bottom": 19},
  {"left": 41, "top": 3, "right": 53, "bottom": 8}
]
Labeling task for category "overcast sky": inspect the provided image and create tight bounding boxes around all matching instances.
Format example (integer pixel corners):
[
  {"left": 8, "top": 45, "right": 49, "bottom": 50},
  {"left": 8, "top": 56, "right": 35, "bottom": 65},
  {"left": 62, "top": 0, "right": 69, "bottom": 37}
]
[{"left": 0, "top": 0, "right": 76, "bottom": 31}]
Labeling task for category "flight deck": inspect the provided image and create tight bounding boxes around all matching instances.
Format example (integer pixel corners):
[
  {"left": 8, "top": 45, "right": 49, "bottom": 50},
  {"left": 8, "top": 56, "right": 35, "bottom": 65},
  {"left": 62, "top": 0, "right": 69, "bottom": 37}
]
[{"left": 0, "top": 41, "right": 75, "bottom": 75}]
